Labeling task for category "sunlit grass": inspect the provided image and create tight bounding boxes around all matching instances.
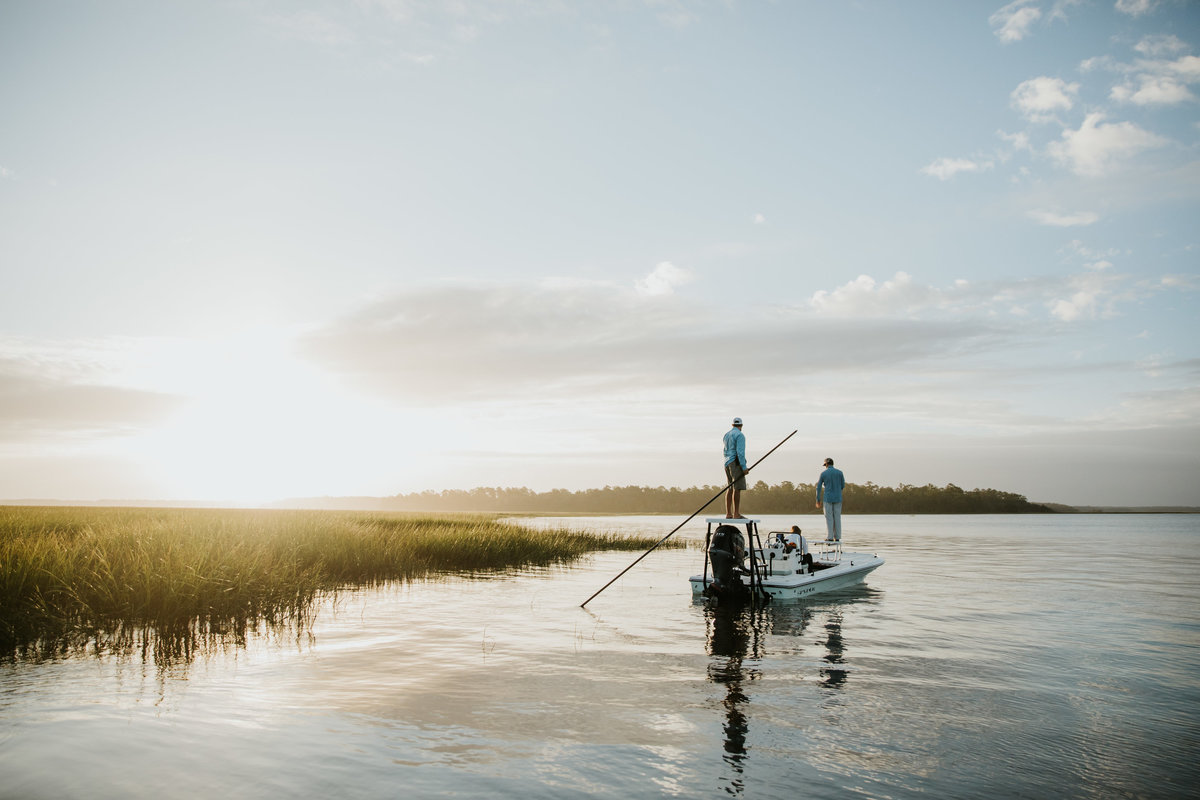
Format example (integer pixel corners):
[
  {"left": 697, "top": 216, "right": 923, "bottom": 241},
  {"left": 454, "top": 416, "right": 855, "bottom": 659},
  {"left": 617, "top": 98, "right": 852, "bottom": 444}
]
[{"left": 0, "top": 506, "right": 679, "bottom": 657}]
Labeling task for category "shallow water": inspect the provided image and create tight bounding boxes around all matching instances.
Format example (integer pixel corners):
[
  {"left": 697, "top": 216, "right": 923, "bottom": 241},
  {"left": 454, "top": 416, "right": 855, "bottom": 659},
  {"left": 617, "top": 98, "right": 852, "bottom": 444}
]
[{"left": 2, "top": 514, "right": 1198, "bottom": 799}]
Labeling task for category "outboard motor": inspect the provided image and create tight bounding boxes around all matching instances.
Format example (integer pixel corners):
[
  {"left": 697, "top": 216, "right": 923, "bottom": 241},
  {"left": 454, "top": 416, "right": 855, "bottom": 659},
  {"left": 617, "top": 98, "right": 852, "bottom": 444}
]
[{"left": 706, "top": 524, "right": 747, "bottom": 597}]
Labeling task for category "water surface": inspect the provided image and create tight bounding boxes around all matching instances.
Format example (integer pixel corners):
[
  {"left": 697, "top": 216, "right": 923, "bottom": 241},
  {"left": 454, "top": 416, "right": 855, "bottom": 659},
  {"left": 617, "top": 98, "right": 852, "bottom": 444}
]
[{"left": 2, "top": 514, "right": 1197, "bottom": 799}]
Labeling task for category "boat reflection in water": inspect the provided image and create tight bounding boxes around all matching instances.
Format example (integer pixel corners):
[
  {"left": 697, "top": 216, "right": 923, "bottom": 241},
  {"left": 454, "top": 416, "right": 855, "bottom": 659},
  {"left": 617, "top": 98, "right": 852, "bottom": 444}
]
[
  {"left": 820, "top": 611, "right": 847, "bottom": 689},
  {"left": 704, "top": 601, "right": 858, "bottom": 794},
  {"left": 706, "top": 605, "right": 767, "bottom": 796}
]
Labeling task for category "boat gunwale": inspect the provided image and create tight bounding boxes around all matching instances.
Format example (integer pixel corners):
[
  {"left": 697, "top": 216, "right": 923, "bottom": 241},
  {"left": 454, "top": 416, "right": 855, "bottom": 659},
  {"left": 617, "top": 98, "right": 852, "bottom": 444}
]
[{"left": 688, "top": 552, "right": 883, "bottom": 590}]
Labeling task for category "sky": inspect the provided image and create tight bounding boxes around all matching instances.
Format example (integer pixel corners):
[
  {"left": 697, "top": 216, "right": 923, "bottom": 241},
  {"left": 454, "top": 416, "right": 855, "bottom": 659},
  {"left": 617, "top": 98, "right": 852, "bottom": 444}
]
[{"left": 1, "top": 0, "right": 1198, "bottom": 507}]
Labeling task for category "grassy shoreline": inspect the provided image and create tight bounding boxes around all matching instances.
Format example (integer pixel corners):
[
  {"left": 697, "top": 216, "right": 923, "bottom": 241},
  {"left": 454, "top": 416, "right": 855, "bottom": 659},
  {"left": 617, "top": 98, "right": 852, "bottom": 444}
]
[{"left": 1, "top": 506, "right": 679, "bottom": 657}]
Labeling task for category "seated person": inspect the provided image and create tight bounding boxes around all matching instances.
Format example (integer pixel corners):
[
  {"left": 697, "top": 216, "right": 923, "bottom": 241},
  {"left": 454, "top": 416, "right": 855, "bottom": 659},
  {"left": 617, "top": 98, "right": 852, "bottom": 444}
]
[{"left": 788, "top": 525, "right": 815, "bottom": 572}]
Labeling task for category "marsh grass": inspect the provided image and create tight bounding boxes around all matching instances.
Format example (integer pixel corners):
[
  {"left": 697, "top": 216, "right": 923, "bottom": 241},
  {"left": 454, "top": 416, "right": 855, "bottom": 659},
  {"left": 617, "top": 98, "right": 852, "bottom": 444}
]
[{"left": 0, "top": 506, "right": 680, "bottom": 659}]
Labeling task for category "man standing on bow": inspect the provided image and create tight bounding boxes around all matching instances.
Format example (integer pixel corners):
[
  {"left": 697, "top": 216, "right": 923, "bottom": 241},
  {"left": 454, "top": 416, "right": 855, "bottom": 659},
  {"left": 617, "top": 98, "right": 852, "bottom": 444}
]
[
  {"left": 815, "top": 457, "right": 845, "bottom": 541},
  {"left": 723, "top": 417, "right": 748, "bottom": 519}
]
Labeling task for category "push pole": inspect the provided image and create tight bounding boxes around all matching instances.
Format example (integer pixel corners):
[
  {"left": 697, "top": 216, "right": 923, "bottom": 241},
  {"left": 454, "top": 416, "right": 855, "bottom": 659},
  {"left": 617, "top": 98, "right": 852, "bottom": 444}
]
[{"left": 579, "top": 430, "right": 797, "bottom": 608}]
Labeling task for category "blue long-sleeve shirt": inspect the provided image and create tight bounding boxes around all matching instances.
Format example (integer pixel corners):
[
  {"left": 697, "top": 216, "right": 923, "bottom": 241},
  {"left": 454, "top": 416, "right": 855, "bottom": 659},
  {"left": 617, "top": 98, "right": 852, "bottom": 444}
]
[
  {"left": 723, "top": 428, "right": 746, "bottom": 470},
  {"left": 816, "top": 467, "right": 845, "bottom": 504}
]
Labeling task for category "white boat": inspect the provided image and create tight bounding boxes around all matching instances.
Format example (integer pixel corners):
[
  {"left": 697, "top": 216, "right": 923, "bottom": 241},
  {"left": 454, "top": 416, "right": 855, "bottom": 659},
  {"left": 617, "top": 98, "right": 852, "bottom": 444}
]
[{"left": 689, "top": 518, "right": 883, "bottom": 602}]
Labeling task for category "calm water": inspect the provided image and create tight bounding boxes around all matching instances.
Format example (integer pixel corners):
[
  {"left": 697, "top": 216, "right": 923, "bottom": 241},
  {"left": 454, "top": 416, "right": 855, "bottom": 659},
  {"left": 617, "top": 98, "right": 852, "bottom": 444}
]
[{"left": 2, "top": 514, "right": 1198, "bottom": 799}]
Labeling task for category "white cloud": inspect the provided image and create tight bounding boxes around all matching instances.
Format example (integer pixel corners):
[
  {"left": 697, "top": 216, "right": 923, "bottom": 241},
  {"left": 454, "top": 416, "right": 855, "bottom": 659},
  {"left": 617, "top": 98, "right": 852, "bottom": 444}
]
[
  {"left": 1161, "top": 273, "right": 1200, "bottom": 289},
  {"left": 809, "top": 272, "right": 949, "bottom": 317},
  {"left": 635, "top": 261, "right": 693, "bottom": 296},
  {"left": 299, "top": 279, "right": 1007, "bottom": 404},
  {"left": 1061, "top": 239, "right": 1122, "bottom": 261},
  {"left": 0, "top": 342, "right": 182, "bottom": 442},
  {"left": 1135, "top": 34, "right": 1187, "bottom": 57},
  {"left": 998, "top": 130, "right": 1032, "bottom": 152},
  {"left": 1011, "top": 76, "right": 1080, "bottom": 121},
  {"left": 805, "top": 268, "right": 1184, "bottom": 327},
  {"left": 1082, "top": 47, "right": 1200, "bottom": 107},
  {"left": 1115, "top": 0, "right": 1156, "bottom": 17},
  {"left": 921, "top": 157, "right": 992, "bottom": 180},
  {"left": 1171, "top": 55, "right": 1200, "bottom": 81},
  {"left": 753, "top": 213, "right": 766, "bottom": 225},
  {"left": 1046, "top": 112, "right": 1168, "bottom": 176},
  {"left": 1112, "top": 74, "right": 1195, "bottom": 105},
  {"left": 1028, "top": 209, "right": 1100, "bottom": 226},
  {"left": 1048, "top": 0, "right": 1084, "bottom": 22},
  {"left": 1049, "top": 272, "right": 1119, "bottom": 321},
  {"left": 1136, "top": 353, "right": 1165, "bottom": 376},
  {"left": 990, "top": 0, "right": 1042, "bottom": 42},
  {"left": 0, "top": 165, "right": 11, "bottom": 179}
]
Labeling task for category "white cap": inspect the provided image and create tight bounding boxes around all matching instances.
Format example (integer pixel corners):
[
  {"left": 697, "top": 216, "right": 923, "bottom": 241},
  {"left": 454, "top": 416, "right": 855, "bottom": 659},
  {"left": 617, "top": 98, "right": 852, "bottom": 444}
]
[{"left": 732, "top": 417, "right": 743, "bottom": 425}]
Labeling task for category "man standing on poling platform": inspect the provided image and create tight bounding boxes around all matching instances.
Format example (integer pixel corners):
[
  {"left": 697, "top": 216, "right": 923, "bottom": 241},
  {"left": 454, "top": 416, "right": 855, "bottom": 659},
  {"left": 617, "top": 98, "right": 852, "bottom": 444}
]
[{"left": 723, "top": 417, "right": 748, "bottom": 519}]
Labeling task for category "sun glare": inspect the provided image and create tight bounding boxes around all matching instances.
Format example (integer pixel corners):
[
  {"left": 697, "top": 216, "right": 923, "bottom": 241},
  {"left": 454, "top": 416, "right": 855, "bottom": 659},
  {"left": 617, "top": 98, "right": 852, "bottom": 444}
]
[{"left": 117, "top": 330, "right": 414, "bottom": 504}]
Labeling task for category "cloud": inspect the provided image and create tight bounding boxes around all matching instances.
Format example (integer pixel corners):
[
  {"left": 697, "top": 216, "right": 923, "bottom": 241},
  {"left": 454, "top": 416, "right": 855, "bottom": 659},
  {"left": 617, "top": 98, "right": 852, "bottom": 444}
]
[
  {"left": 1112, "top": 74, "right": 1195, "bottom": 105},
  {"left": 753, "top": 213, "right": 766, "bottom": 225},
  {"left": 300, "top": 282, "right": 706, "bottom": 402},
  {"left": 806, "top": 268, "right": 1184, "bottom": 328},
  {"left": 1175, "top": 55, "right": 1200, "bottom": 81},
  {"left": 1045, "top": 266, "right": 1187, "bottom": 321},
  {"left": 0, "top": 354, "right": 181, "bottom": 442},
  {"left": 1049, "top": 272, "right": 1123, "bottom": 321},
  {"left": 921, "top": 157, "right": 992, "bottom": 180},
  {"left": 1011, "top": 76, "right": 1079, "bottom": 122},
  {"left": 1028, "top": 209, "right": 1100, "bottom": 226},
  {"left": 998, "top": 130, "right": 1033, "bottom": 153},
  {"left": 1135, "top": 34, "right": 1188, "bottom": 57},
  {"left": 298, "top": 278, "right": 1024, "bottom": 405},
  {"left": 1048, "top": 0, "right": 1084, "bottom": 22},
  {"left": 808, "top": 272, "right": 1022, "bottom": 320},
  {"left": 1061, "top": 239, "right": 1122, "bottom": 261},
  {"left": 1115, "top": 0, "right": 1157, "bottom": 17},
  {"left": 635, "top": 262, "right": 693, "bottom": 296},
  {"left": 990, "top": 0, "right": 1043, "bottom": 42},
  {"left": 809, "top": 272, "right": 943, "bottom": 316},
  {"left": 1046, "top": 112, "right": 1168, "bottom": 176},
  {"left": 1084, "top": 36, "right": 1199, "bottom": 107},
  {"left": 1161, "top": 273, "right": 1200, "bottom": 290},
  {"left": 1110, "top": 54, "right": 1200, "bottom": 106}
]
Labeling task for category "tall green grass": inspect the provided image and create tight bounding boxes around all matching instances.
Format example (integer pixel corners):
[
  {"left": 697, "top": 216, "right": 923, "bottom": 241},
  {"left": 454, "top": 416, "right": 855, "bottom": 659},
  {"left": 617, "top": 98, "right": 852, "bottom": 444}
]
[{"left": 1, "top": 506, "right": 680, "bottom": 657}]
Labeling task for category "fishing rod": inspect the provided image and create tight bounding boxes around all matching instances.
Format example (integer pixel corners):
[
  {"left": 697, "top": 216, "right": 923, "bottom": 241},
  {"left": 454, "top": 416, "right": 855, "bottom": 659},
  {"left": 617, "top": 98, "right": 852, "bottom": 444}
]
[{"left": 579, "top": 429, "right": 798, "bottom": 608}]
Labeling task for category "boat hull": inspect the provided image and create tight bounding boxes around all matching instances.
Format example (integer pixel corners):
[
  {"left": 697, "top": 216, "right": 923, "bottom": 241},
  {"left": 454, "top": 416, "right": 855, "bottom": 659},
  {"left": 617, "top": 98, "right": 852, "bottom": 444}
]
[{"left": 690, "top": 552, "right": 883, "bottom": 601}]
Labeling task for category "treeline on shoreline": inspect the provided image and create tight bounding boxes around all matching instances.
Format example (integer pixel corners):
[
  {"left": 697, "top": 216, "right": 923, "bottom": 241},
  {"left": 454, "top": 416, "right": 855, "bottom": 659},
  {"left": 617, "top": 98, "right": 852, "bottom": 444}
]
[{"left": 306, "top": 482, "right": 1054, "bottom": 515}]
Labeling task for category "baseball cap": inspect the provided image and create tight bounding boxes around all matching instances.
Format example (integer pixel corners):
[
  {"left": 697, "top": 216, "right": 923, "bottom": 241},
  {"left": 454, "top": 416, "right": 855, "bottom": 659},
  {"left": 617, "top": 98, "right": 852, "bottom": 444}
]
[{"left": 733, "top": 417, "right": 743, "bottom": 425}]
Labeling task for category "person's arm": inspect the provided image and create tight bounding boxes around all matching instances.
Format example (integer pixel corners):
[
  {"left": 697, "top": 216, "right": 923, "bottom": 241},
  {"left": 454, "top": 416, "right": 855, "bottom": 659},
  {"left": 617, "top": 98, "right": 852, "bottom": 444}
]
[
  {"left": 815, "top": 474, "right": 823, "bottom": 507},
  {"left": 737, "top": 433, "right": 747, "bottom": 471}
]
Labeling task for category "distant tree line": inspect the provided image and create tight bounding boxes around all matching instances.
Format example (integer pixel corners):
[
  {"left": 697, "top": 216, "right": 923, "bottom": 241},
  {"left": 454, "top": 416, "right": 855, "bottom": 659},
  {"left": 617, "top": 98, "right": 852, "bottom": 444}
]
[{"left": 378, "top": 482, "right": 1053, "bottom": 514}]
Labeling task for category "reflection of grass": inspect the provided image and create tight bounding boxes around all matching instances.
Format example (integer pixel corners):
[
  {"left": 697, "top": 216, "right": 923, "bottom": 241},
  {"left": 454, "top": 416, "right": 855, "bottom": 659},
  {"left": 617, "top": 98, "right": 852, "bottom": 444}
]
[{"left": 1, "top": 506, "right": 678, "bottom": 657}]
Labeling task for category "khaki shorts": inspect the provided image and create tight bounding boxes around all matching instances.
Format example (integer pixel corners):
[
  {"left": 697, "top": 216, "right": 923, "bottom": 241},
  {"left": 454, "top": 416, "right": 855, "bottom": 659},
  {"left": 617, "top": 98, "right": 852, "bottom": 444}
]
[{"left": 725, "top": 461, "right": 747, "bottom": 491}]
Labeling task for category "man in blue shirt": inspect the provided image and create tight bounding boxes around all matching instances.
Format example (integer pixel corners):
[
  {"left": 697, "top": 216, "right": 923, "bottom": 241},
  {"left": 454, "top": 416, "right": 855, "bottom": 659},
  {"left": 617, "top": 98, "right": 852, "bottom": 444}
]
[
  {"left": 815, "top": 457, "right": 845, "bottom": 541},
  {"left": 723, "top": 417, "right": 748, "bottom": 519}
]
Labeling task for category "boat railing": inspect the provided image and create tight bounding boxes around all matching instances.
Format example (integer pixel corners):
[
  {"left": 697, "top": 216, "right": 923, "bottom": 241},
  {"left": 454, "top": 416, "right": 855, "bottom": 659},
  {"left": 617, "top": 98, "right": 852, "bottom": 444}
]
[{"left": 813, "top": 539, "right": 843, "bottom": 562}]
